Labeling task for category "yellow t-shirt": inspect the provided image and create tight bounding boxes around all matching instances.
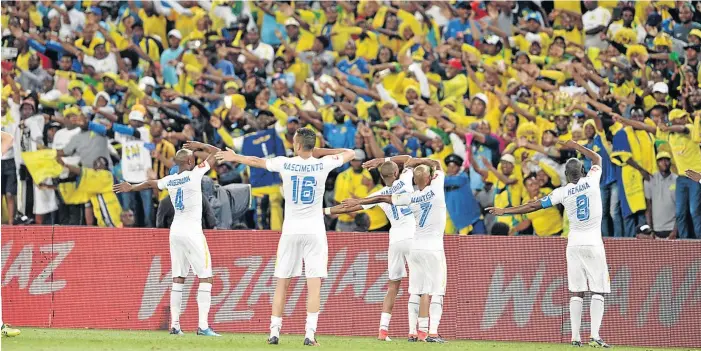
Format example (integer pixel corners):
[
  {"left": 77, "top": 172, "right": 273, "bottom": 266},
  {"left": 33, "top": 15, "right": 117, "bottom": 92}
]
[
  {"left": 494, "top": 176, "right": 523, "bottom": 228},
  {"left": 428, "top": 144, "right": 454, "bottom": 172},
  {"left": 76, "top": 168, "right": 123, "bottom": 228},
  {"left": 521, "top": 189, "right": 563, "bottom": 236},
  {"left": 658, "top": 125, "right": 701, "bottom": 175},
  {"left": 334, "top": 168, "right": 376, "bottom": 224},
  {"left": 139, "top": 9, "right": 169, "bottom": 43}
]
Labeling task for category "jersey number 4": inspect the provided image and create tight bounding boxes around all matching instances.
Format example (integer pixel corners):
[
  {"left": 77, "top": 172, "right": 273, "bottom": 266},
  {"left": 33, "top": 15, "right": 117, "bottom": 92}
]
[
  {"left": 576, "top": 194, "right": 589, "bottom": 221},
  {"left": 291, "top": 176, "right": 316, "bottom": 204},
  {"left": 174, "top": 188, "right": 184, "bottom": 211}
]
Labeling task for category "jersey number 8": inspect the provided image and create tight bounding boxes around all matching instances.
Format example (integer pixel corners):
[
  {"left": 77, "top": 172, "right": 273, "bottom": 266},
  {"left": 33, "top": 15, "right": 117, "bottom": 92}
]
[
  {"left": 575, "top": 194, "right": 589, "bottom": 221},
  {"left": 291, "top": 176, "right": 317, "bottom": 204}
]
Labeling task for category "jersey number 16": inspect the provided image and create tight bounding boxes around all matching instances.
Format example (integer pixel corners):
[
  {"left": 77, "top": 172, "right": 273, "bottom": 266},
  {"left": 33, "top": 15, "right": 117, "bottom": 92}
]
[{"left": 291, "top": 176, "right": 317, "bottom": 204}]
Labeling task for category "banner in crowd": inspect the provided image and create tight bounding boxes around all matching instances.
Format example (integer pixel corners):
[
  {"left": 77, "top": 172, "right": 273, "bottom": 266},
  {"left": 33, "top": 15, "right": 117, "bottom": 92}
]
[{"left": 2, "top": 227, "right": 699, "bottom": 347}]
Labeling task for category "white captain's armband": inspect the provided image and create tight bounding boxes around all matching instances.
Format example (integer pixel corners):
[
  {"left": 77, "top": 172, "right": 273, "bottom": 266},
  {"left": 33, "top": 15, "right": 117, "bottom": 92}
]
[
  {"left": 324, "top": 208, "right": 331, "bottom": 215},
  {"left": 391, "top": 193, "right": 411, "bottom": 206}
]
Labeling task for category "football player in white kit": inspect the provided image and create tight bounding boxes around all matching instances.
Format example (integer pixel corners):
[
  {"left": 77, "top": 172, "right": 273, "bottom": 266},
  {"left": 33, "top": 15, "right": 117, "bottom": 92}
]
[
  {"left": 215, "top": 128, "right": 355, "bottom": 346},
  {"left": 114, "top": 141, "right": 221, "bottom": 337},
  {"left": 342, "top": 157, "right": 447, "bottom": 343},
  {"left": 323, "top": 156, "right": 415, "bottom": 341},
  {"left": 487, "top": 140, "right": 611, "bottom": 348}
]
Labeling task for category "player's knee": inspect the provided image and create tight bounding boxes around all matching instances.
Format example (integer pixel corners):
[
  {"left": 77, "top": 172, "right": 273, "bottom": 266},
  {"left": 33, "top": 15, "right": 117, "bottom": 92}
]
[
  {"left": 172, "top": 277, "right": 185, "bottom": 284},
  {"left": 199, "top": 276, "right": 213, "bottom": 284},
  {"left": 386, "top": 280, "right": 400, "bottom": 293},
  {"left": 572, "top": 292, "right": 585, "bottom": 298}
]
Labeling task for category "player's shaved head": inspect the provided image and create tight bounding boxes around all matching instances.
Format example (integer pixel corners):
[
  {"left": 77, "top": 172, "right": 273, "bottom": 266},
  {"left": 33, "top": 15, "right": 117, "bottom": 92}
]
[
  {"left": 564, "top": 158, "right": 584, "bottom": 184},
  {"left": 379, "top": 161, "right": 398, "bottom": 184},
  {"left": 174, "top": 149, "right": 195, "bottom": 171},
  {"left": 413, "top": 164, "right": 432, "bottom": 189}
]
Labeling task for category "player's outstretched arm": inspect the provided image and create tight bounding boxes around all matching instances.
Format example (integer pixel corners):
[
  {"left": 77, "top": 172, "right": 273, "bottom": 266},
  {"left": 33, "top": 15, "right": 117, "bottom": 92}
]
[
  {"left": 486, "top": 199, "right": 543, "bottom": 216},
  {"left": 405, "top": 157, "right": 442, "bottom": 171},
  {"left": 324, "top": 204, "right": 364, "bottom": 215},
  {"left": 558, "top": 140, "right": 601, "bottom": 167},
  {"left": 215, "top": 147, "right": 267, "bottom": 169},
  {"left": 313, "top": 147, "right": 356, "bottom": 163},
  {"left": 341, "top": 195, "right": 393, "bottom": 208},
  {"left": 113, "top": 180, "right": 159, "bottom": 194}
]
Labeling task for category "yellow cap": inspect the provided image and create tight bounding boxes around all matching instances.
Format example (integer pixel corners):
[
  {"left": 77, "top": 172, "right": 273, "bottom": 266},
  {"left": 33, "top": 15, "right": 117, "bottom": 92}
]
[
  {"left": 131, "top": 104, "right": 147, "bottom": 114},
  {"left": 656, "top": 151, "right": 672, "bottom": 160},
  {"left": 653, "top": 34, "right": 672, "bottom": 48},
  {"left": 669, "top": 109, "right": 689, "bottom": 121},
  {"left": 691, "top": 29, "right": 701, "bottom": 40},
  {"left": 102, "top": 72, "right": 120, "bottom": 82},
  {"left": 68, "top": 80, "right": 84, "bottom": 91},
  {"left": 63, "top": 106, "right": 82, "bottom": 117},
  {"left": 224, "top": 81, "right": 240, "bottom": 90}
]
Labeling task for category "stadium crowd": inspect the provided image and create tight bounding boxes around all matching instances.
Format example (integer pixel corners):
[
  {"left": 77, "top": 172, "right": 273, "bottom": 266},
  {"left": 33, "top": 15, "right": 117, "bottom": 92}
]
[{"left": 1, "top": 0, "right": 701, "bottom": 239}]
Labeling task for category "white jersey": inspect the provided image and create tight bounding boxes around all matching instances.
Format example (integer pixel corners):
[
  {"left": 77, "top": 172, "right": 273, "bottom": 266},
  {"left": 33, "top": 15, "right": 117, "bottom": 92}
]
[
  {"left": 361, "top": 168, "right": 416, "bottom": 244},
  {"left": 157, "top": 160, "right": 211, "bottom": 236},
  {"left": 395, "top": 170, "right": 447, "bottom": 251},
  {"left": 541, "top": 165, "right": 603, "bottom": 247},
  {"left": 267, "top": 155, "right": 344, "bottom": 235}
]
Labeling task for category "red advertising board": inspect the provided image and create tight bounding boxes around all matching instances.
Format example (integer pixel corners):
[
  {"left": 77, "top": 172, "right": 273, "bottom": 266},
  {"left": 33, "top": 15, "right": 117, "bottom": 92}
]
[{"left": 1, "top": 227, "right": 699, "bottom": 347}]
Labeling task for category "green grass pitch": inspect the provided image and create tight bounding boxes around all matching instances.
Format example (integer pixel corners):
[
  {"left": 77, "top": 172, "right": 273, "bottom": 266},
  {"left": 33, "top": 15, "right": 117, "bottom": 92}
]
[{"left": 1, "top": 328, "right": 695, "bottom": 351}]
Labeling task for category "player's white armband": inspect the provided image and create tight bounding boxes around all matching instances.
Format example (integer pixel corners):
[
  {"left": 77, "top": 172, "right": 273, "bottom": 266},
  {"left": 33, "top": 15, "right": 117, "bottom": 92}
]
[{"left": 391, "top": 193, "right": 411, "bottom": 206}]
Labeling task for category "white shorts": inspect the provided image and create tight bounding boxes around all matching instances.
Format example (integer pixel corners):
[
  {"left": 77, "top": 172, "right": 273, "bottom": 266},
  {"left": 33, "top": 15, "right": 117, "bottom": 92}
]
[
  {"left": 566, "top": 245, "right": 610, "bottom": 293},
  {"left": 170, "top": 234, "right": 212, "bottom": 279},
  {"left": 388, "top": 239, "right": 411, "bottom": 281},
  {"left": 407, "top": 250, "right": 446, "bottom": 296},
  {"left": 275, "top": 234, "right": 328, "bottom": 279}
]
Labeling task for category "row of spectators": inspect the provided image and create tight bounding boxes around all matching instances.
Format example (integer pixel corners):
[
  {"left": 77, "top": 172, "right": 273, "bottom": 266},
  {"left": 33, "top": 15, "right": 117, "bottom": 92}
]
[{"left": 1, "top": 1, "right": 700, "bottom": 238}]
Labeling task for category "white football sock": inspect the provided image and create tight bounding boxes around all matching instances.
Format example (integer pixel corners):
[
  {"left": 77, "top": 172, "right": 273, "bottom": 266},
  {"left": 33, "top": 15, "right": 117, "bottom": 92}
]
[
  {"left": 170, "top": 283, "right": 184, "bottom": 330},
  {"left": 418, "top": 317, "right": 429, "bottom": 334},
  {"left": 305, "top": 312, "right": 319, "bottom": 340},
  {"left": 270, "top": 316, "right": 282, "bottom": 339},
  {"left": 408, "top": 294, "right": 420, "bottom": 335},
  {"left": 590, "top": 295, "right": 605, "bottom": 340},
  {"left": 570, "top": 296, "right": 583, "bottom": 342},
  {"left": 197, "top": 282, "right": 212, "bottom": 330},
  {"left": 379, "top": 312, "right": 391, "bottom": 331},
  {"left": 429, "top": 295, "right": 443, "bottom": 335}
]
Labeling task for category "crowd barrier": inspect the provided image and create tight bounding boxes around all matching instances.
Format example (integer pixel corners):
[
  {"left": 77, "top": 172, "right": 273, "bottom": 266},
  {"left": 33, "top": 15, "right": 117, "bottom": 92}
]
[{"left": 1, "top": 226, "right": 699, "bottom": 347}]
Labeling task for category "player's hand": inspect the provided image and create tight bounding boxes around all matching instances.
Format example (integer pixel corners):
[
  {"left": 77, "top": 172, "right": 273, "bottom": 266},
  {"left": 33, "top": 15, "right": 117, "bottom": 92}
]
[
  {"left": 215, "top": 147, "right": 237, "bottom": 162},
  {"left": 341, "top": 198, "right": 361, "bottom": 208},
  {"left": 362, "top": 158, "right": 384, "bottom": 170},
  {"left": 183, "top": 141, "right": 205, "bottom": 151},
  {"left": 685, "top": 169, "right": 701, "bottom": 182},
  {"left": 485, "top": 207, "right": 505, "bottom": 216},
  {"left": 113, "top": 182, "right": 133, "bottom": 194}
]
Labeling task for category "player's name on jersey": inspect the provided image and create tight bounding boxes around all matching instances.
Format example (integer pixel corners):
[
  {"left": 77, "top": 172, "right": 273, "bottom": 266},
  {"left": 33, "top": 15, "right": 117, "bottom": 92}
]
[
  {"left": 412, "top": 190, "right": 436, "bottom": 203},
  {"left": 382, "top": 181, "right": 407, "bottom": 195},
  {"left": 283, "top": 162, "right": 324, "bottom": 172},
  {"left": 167, "top": 176, "right": 191, "bottom": 187},
  {"left": 567, "top": 182, "right": 591, "bottom": 196}
]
